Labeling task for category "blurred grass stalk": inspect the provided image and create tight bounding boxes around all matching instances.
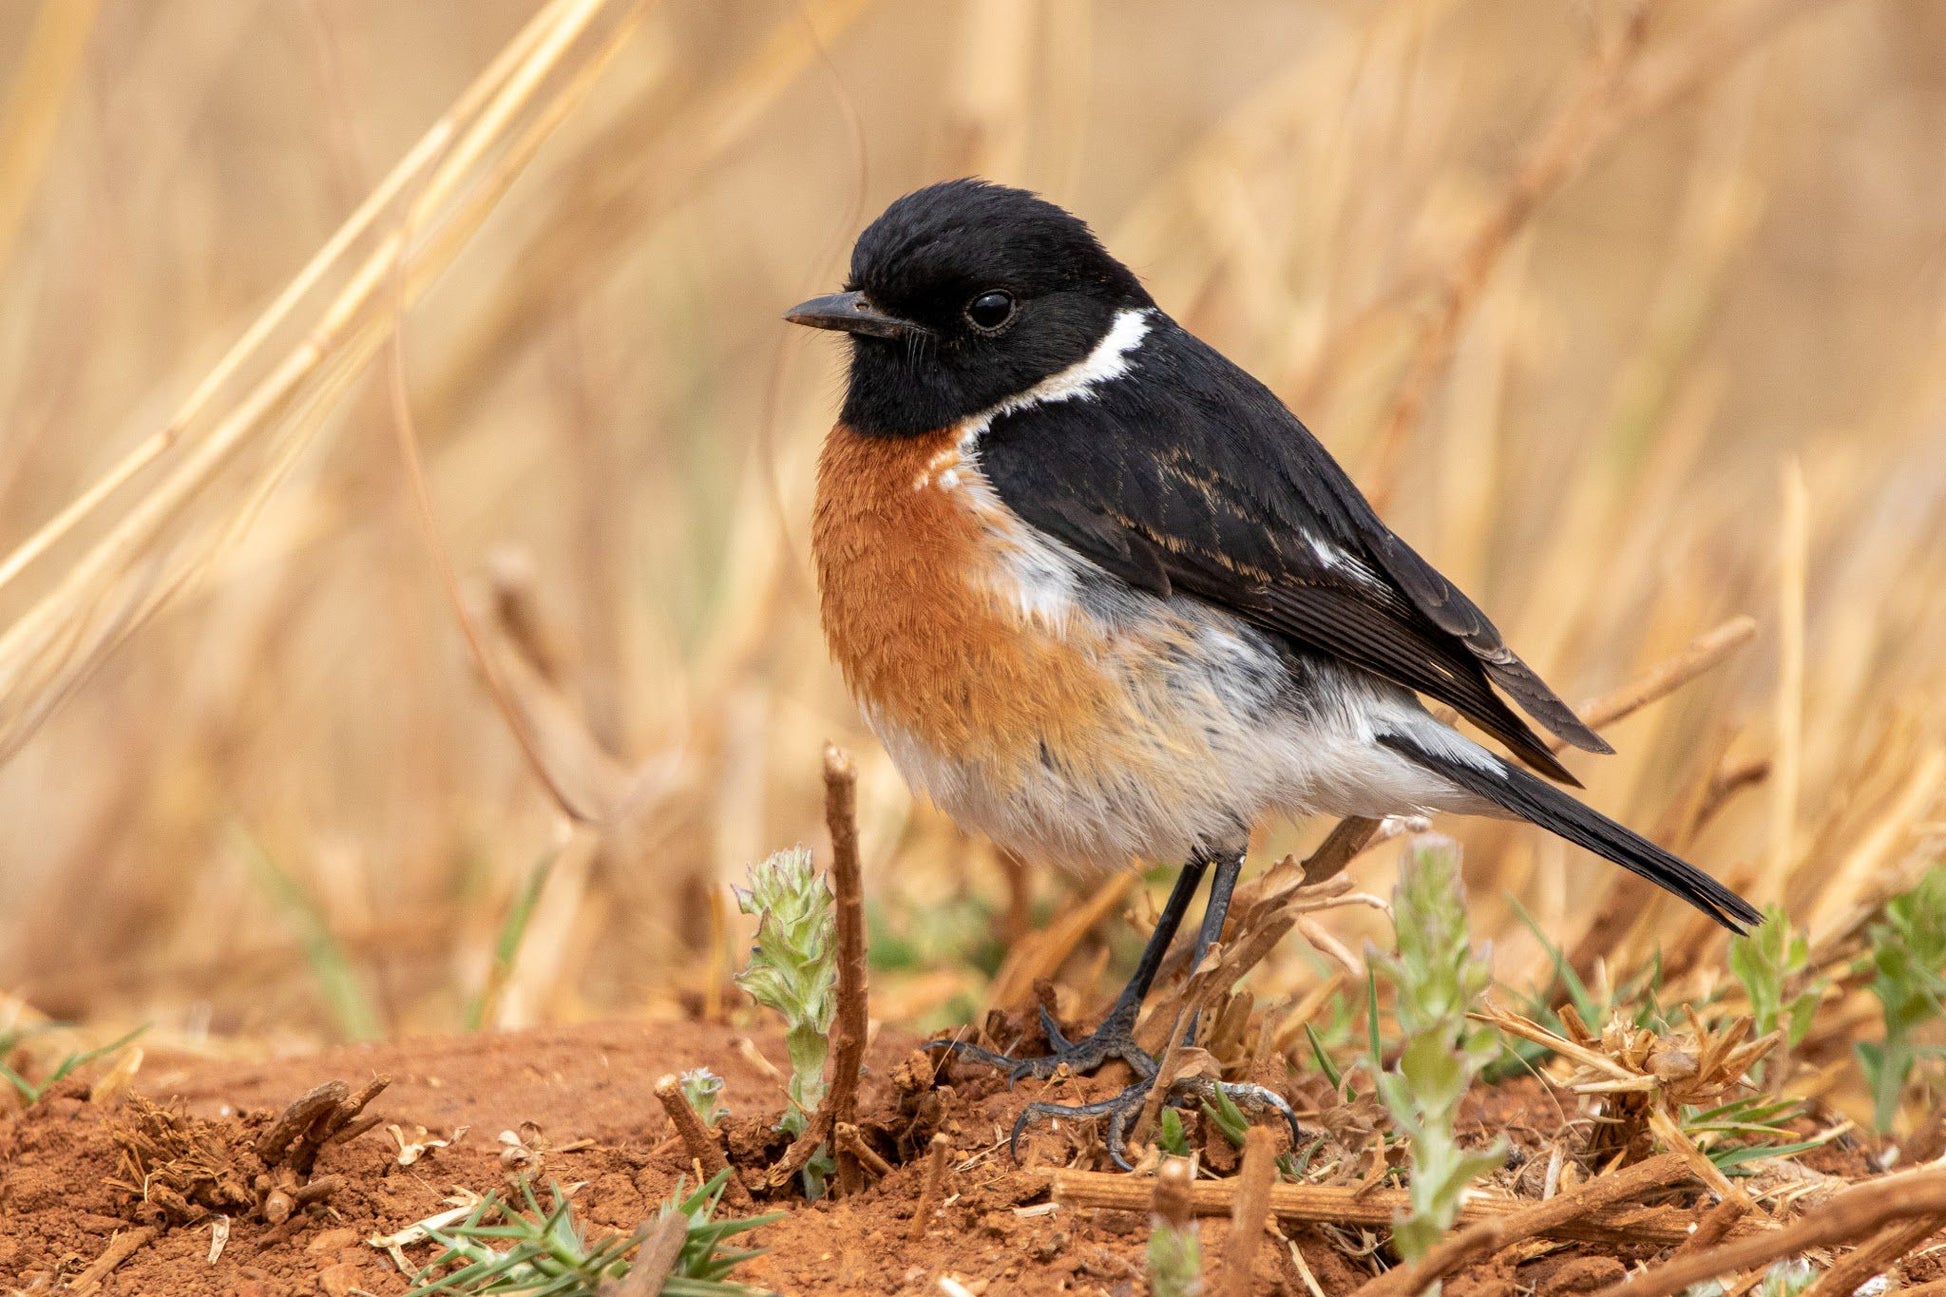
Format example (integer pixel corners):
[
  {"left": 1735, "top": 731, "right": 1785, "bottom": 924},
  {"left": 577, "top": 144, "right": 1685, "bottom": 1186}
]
[{"left": 0, "top": 0, "right": 647, "bottom": 763}]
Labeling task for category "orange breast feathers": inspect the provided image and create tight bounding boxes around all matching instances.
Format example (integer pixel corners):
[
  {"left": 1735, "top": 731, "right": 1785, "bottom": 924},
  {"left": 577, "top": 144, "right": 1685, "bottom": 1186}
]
[{"left": 811, "top": 422, "right": 1127, "bottom": 780}]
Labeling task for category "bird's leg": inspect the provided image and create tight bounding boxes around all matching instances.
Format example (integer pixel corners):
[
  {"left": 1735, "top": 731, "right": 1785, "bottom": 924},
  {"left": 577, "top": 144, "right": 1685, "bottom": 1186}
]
[
  {"left": 983, "top": 847, "right": 1303, "bottom": 1169},
  {"left": 1179, "top": 847, "right": 1242, "bottom": 1047},
  {"left": 933, "top": 853, "right": 1211, "bottom": 1083}
]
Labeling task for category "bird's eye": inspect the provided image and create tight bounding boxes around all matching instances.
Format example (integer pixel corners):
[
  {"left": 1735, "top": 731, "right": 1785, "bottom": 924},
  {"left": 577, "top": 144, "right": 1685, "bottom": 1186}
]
[{"left": 965, "top": 290, "right": 1016, "bottom": 332}]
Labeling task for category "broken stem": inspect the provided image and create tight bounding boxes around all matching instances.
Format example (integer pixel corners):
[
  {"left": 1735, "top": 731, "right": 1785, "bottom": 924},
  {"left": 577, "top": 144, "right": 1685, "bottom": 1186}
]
[
  {"left": 768, "top": 744, "right": 871, "bottom": 1195},
  {"left": 1223, "top": 1126, "right": 1280, "bottom": 1297},
  {"left": 910, "top": 1133, "right": 951, "bottom": 1241},
  {"left": 654, "top": 1073, "right": 750, "bottom": 1208}
]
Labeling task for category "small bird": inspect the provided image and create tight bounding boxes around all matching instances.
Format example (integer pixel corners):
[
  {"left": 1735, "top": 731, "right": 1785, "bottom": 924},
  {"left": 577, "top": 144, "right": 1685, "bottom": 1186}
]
[{"left": 787, "top": 179, "right": 1758, "bottom": 1162}]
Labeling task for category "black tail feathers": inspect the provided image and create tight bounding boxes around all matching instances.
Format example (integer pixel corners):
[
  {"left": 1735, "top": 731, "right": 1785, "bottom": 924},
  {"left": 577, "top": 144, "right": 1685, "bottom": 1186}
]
[{"left": 1378, "top": 731, "right": 1761, "bottom": 934}]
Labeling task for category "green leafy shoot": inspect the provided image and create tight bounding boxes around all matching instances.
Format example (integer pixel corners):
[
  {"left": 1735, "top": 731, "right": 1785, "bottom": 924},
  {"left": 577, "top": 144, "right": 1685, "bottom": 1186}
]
[
  {"left": 1156, "top": 1107, "right": 1192, "bottom": 1159},
  {"left": 681, "top": 1068, "right": 727, "bottom": 1128},
  {"left": 407, "top": 1171, "right": 779, "bottom": 1297},
  {"left": 1372, "top": 836, "right": 1507, "bottom": 1274},
  {"left": 733, "top": 846, "right": 837, "bottom": 1195},
  {"left": 1728, "top": 907, "right": 1823, "bottom": 1057},
  {"left": 1858, "top": 866, "right": 1946, "bottom": 1132},
  {"left": 0, "top": 1024, "right": 148, "bottom": 1106},
  {"left": 465, "top": 844, "right": 560, "bottom": 1032},
  {"left": 1683, "top": 1095, "right": 1821, "bottom": 1172},
  {"left": 1304, "top": 1022, "right": 1351, "bottom": 1098},
  {"left": 236, "top": 824, "right": 382, "bottom": 1041},
  {"left": 1199, "top": 1083, "right": 1250, "bottom": 1149}
]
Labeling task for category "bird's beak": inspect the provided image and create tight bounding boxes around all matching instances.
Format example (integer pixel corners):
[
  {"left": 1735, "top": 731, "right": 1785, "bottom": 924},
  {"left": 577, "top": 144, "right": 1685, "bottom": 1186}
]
[{"left": 783, "top": 290, "right": 917, "bottom": 340}]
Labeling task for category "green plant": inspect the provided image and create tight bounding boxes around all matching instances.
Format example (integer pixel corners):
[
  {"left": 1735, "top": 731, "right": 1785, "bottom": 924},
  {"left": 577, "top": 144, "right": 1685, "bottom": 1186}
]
[
  {"left": 465, "top": 844, "right": 560, "bottom": 1031},
  {"left": 0, "top": 1024, "right": 147, "bottom": 1105},
  {"left": 1858, "top": 866, "right": 1946, "bottom": 1132},
  {"left": 1728, "top": 907, "right": 1822, "bottom": 1052},
  {"left": 1156, "top": 1107, "right": 1192, "bottom": 1158},
  {"left": 733, "top": 846, "right": 837, "bottom": 1195},
  {"left": 1683, "top": 1095, "right": 1822, "bottom": 1173},
  {"left": 681, "top": 1068, "right": 727, "bottom": 1128},
  {"left": 236, "top": 824, "right": 382, "bottom": 1042},
  {"left": 408, "top": 1171, "right": 778, "bottom": 1296},
  {"left": 1199, "top": 1083, "right": 1249, "bottom": 1149},
  {"left": 1371, "top": 836, "right": 1506, "bottom": 1275}
]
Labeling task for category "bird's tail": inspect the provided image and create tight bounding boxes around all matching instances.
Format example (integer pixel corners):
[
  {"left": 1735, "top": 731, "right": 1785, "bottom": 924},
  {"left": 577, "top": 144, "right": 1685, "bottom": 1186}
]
[{"left": 1376, "top": 726, "right": 1761, "bottom": 933}]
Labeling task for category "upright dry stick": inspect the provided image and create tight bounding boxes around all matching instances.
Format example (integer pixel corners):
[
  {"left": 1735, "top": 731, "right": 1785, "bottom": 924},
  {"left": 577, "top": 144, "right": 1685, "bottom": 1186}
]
[
  {"left": 909, "top": 1133, "right": 952, "bottom": 1241},
  {"left": 1223, "top": 1126, "right": 1280, "bottom": 1297},
  {"left": 824, "top": 744, "right": 869, "bottom": 1196},
  {"left": 766, "top": 744, "right": 870, "bottom": 1194}
]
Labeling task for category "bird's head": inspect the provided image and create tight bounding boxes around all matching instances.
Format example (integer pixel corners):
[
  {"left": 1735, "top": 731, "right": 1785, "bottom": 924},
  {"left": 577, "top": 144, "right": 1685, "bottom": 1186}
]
[{"left": 785, "top": 179, "right": 1153, "bottom": 437}]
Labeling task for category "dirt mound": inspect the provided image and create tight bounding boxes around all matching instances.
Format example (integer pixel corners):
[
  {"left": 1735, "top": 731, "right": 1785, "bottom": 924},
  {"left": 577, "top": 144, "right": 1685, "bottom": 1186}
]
[{"left": 0, "top": 1020, "right": 1198, "bottom": 1295}]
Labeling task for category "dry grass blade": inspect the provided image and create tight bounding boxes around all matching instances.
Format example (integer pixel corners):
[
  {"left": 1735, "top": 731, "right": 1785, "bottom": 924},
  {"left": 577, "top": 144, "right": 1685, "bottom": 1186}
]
[{"left": 0, "top": 0, "right": 647, "bottom": 765}]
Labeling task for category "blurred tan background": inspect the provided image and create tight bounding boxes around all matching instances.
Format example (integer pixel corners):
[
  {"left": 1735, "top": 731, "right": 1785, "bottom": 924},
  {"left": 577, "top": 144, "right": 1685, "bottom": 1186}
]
[{"left": 1, "top": 0, "right": 1942, "bottom": 1050}]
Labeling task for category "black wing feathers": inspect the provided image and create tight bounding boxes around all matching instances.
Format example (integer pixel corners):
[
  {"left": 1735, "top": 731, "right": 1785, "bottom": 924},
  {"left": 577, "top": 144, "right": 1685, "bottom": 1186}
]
[{"left": 981, "top": 318, "right": 1602, "bottom": 782}]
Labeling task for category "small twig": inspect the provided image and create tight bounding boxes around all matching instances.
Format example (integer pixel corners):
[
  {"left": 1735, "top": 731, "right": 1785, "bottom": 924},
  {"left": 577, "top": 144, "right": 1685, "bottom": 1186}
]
[
  {"left": 1351, "top": 1153, "right": 1693, "bottom": 1297},
  {"left": 256, "top": 1081, "right": 348, "bottom": 1163},
  {"left": 1645, "top": 1105, "right": 1758, "bottom": 1218},
  {"left": 835, "top": 1122, "right": 894, "bottom": 1180},
  {"left": 1130, "top": 991, "right": 1199, "bottom": 1150},
  {"left": 1051, "top": 1167, "right": 1731, "bottom": 1248},
  {"left": 1301, "top": 817, "right": 1384, "bottom": 886},
  {"left": 68, "top": 1226, "right": 155, "bottom": 1296},
  {"left": 825, "top": 744, "right": 870, "bottom": 1196},
  {"left": 654, "top": 1074, "right": 750, "bottom": 1208},
  {"left": 1665, "top": 1195, "right": 1750, "bottom": 1263},
  {"left": 910, "top": 1133, "right": 951, "bottom": 1241},
  {"left": 1558, "top": 616, "right": 1759, "bottom": 752},
  {"left": 1586, "top": 1169, "right": 1946, "bottom": 1297},
  {"left": 1223, "top": 1127, "right": 1280, "bottom": 1297},
  {"left": 768, "top": 744, "right": 871, "bottom": 1194}
]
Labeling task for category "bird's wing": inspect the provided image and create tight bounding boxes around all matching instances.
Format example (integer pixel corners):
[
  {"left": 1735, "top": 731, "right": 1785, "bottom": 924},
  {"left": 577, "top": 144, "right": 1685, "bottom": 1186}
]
[{"left": 978, "top": 318, "right": 1610, "bottom": 784}]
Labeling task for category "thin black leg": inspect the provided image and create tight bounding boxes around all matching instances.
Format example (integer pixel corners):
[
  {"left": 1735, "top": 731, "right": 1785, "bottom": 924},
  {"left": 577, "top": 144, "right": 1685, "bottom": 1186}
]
[
  {"left": 932, "top": 851, "right": 1214, "bottom": 1082},
  {"left": 1181, "top": 848, "right": 1244, "bottom": 1048},
  {"left": 1092, "top": 851, "right": 1211, "bottom": 1031},
  {"left": 1187, "top": 848, "right": 1244, "bottom": 973}
]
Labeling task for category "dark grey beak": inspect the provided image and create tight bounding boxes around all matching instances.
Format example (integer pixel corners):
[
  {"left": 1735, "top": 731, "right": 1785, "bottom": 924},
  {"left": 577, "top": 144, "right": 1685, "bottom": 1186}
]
[{"left": 783, "top": 290, "right": 917, "bottom": 339}]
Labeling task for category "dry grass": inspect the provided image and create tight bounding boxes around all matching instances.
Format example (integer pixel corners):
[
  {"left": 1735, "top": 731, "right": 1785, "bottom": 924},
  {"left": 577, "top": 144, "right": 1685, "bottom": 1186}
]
[{"left": 0, "top": 0, "right": 1942, "bottom": 1139}]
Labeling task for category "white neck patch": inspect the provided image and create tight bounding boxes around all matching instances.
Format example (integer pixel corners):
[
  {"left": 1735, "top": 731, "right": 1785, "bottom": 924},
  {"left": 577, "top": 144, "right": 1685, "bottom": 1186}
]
[{"left": 959, "top": 306, "right": 1152, "bottom": 444}]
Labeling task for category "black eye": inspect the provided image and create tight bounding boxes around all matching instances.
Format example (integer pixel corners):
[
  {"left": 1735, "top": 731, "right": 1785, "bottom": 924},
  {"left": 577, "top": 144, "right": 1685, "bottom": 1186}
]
[{"left": 965, "top": 290, "right": 1015, "bottom": 332}]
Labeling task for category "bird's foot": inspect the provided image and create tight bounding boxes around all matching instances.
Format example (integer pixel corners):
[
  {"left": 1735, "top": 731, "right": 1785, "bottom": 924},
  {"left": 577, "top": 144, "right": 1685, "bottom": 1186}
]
[
  {"left": 928, "top": 1002, "right": 1155, "bottom": 1085},
  {"left": 1008, "top": 1073, "right": 1304, "bottom": 1171}
]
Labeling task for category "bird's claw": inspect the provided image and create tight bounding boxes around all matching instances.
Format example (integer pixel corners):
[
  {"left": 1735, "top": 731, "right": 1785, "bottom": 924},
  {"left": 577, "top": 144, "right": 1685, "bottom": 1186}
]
[
  {"left": 926, "top": 1008, "right": 1155, "bottom": 1086},
  {"left": 1006, "top": 1074, "right": 1303, "bottom": 1171}
]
